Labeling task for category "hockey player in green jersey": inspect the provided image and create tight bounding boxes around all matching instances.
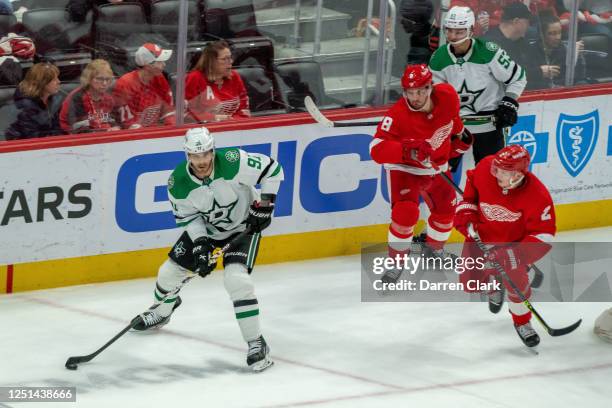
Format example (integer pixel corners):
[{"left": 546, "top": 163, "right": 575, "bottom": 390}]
[
  {"left": 132, "top": 126, "right": 283, "bottom": 372},
  {"left": 429, "top": 6, "right": 527, "bottom": 166}
]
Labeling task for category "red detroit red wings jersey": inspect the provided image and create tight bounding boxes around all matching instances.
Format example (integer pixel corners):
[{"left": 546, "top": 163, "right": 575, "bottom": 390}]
[
  {"left": 185, "top": 70, "right": 249, "bottom": 122},
  {"left": 370, "top": 83, "right": 464, "bottom": 174},
  {"left": 113, "top": 71, "right": 175, "bottom": 128},
  {"left": 461, "top": 156, "right": 556, "bottom": 244}
]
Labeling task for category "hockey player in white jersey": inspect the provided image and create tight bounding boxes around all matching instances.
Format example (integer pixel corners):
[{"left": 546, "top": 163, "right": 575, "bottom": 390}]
[
  {"left": 132, "top": 126, "right": 283, "bottom": 372},
  {"left": 429, "top": 6, "right": 527, "bottom": 166}
]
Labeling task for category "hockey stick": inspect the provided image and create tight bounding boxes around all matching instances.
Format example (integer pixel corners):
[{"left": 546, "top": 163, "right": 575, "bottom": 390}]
[
  {"left": 304, "top": 96, "right": 379, "bottom": 128},
  {"left": 437, "top": 171, "right": 544, "bottom": 288},
  {"left": 64, "top": 229, "right": 251, "bottom": 370},
  {"left": 467, "top": 224, "right": 581, "bottom": 337}
]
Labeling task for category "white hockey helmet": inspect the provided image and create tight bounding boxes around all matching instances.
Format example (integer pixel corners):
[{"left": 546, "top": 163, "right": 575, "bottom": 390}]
[
  {"left": 184, "top": 127, "right": 214, "bottom": 154},
  {"left": 444, "top": 6, "right": 475, "bottom": 30}
]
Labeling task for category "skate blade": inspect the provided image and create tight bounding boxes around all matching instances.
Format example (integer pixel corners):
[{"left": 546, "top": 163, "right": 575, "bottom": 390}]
[
  {"left": 252, "top": 358, "right": 274, "bottom": 372},
  {"left": 525, "top": 346, "right": 539, "bottom": 356}
]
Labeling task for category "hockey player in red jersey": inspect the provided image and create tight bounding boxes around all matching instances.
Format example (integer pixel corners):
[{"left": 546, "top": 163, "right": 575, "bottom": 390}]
[
  {"left": 370, "top": 64, "right": 473, "bottom": 284},
  {"left": 454, "top": 144, "right": 556, "bottom": 348}
]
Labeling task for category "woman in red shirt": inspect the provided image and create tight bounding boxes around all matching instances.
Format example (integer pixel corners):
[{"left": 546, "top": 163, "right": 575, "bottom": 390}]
[
  {"left": 185, "top": 40, "right": 250, "bottom": 123},
  {"left": 60, "top": 59, "right": 121, "bottom": 134}
]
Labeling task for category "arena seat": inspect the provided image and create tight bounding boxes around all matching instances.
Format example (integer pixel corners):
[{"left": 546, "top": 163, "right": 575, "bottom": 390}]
[
  {"left": 0, "top": 13, "right": 16, "bottom": 37},
  {"left": 21, "top": 8, "right": 92, "bottom": 80},
  {"left": 233, "top": 65, "right": 286, "bottom": 115},
  {"left": 580, "top": 34, "right": 612, "bottom": 83},
  {"left": 95, "top": 2, "right": 170, "bottom": 75},
  {"left": 274, "top": 61, "right": 342, "bottom": 111},
  {"left": 150, "top": 0, "right": 200, "bottom": 42}
]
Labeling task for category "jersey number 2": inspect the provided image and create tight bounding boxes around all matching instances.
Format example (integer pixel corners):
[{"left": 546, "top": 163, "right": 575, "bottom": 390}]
[{"left": 541, "top": 205, "right": 552, "bottom": 221}]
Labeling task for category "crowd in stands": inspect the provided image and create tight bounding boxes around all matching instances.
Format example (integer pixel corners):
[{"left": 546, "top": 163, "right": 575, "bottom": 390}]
[
  {"left": 0, "top": 0, "right": 610, "bottom": 141},
  {"left": 401, "top": 0, "right": 610, "bottom": 90}
]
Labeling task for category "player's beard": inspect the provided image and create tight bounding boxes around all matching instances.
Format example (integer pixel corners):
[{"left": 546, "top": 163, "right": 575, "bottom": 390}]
[
  {"left": 405, "top": 94, "right": 431, "bottom": 111},
  {"left": 190, "top": 160, "right": 213, "bottom": 179}
]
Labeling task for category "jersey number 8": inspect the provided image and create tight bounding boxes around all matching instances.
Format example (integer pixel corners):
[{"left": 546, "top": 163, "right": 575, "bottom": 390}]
[{"left": 381, "top": 117, "right": 393, "bottom": 132}]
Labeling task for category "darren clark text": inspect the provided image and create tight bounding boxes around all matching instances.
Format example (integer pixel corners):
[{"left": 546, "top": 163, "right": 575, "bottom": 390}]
[{"left": 373, "top": 279, "right": 501, "bottom": 292}]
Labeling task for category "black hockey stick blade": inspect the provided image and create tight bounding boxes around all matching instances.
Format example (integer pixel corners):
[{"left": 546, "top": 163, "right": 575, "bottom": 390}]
[
  {"left": 64, "top": 316, "right": 142, "bottom": 369},
  {"left": 546, "top": 318, "right": 582, "bottom": 337},
  {"left": 530, "top": 264, "right": 544, "bottom": 289},
  {"left": 304, "top": 96, "right": 379, "bottom": 128},
  {"left": 467, "top": 224, "right": 582, "bottom": 338}
]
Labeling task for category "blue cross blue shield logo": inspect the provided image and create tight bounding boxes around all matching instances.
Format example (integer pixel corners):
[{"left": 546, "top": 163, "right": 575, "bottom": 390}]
[
  {"left": 556, "top": 110, "right": 599, "bottom": 177},
  {"left": 507, "top": 115, "right": 549, "bottom": 169}
]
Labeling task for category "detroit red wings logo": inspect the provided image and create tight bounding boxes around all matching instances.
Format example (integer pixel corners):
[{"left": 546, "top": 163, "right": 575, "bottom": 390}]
[
  {"left": 428, "top": 120, "right": 453, "bottom": 149},
  {"left": 480, "top": 203, "right": 521, "bottom": 222}
]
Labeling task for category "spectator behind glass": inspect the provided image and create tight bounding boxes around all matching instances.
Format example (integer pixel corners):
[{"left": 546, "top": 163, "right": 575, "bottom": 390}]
[
  {"left": 556, "top": 0, "right": 612, "bottom": 39},
  {"left": 483, "top": 2, "right": 533, "bottom": 69},
  {"left": 526, "top": 11, "right": 586, "bottom": 89},
  {"left": 60, "top": 59, "right": 121, "bottom": 133},
  {"left": 185, "top": 40, "right": 250, "bottom": 123},
  {"left": 450, "top": 0, "right": 505, "bottom": 36},
  {"left": 112, "top": 42, "right": 175, "bottom": 129},
  {"left": 5, "top": 63, "right": 63, "bottom": 140},
  {"left": 400, "top": 0, "right": 434, "bottom": 64}
]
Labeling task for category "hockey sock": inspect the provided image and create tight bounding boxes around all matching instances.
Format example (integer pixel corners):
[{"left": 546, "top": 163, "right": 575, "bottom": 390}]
[
  {"left": 509, "top": 301, "right": 531, "bottom": 326},
  {"left": 425, "top": 216, "right": 453, "bottom": 250},
  {"left": 154, "top": 259, "right": 186, "bottom": 317},
  {"left": 224, "top": 263, "right": 261, "bottom": 342},
  {"left": 153, "top": 283, "right": 179, "bottom": 317},
  {"left": 388, "top": 227, "right": 413, "bottom": 257}
]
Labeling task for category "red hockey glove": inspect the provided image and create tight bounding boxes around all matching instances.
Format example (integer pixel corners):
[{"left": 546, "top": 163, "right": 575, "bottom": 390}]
[
  {"left": 454, "top": 202, "right": 479, "bottom": 237},
  {"left": 450, "top": 129, "right": 474, "bottom": 158},
  {"left": 486, "top": 246, "right": 521, "bottom": 272},
  {"left": 402, "top": 140, "right": 433, "bottom": 164}
]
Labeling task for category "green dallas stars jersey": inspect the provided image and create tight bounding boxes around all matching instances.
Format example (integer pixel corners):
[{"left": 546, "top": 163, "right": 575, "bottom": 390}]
[
  {"left": 167, "top": 147, "right": 284, "bottom": 241},
  {"left": 429, "top": 38, "right": 526, "bottom": 130}
]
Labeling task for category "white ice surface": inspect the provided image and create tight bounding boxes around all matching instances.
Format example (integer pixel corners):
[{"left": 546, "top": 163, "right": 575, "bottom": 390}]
[{"left": 1, "top": 227, "right": 611, "bottom": 408}]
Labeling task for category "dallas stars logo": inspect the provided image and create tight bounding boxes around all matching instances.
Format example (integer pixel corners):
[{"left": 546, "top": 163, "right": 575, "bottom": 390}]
[
  {"left": 458, "top": 80, "right": 485, "bottom": 114},
  {"left": 202, "top": 199, "right": 237, "bottom": 226},
  {"left": 173, "top": 241, "right": 186, "bottom": 257}
]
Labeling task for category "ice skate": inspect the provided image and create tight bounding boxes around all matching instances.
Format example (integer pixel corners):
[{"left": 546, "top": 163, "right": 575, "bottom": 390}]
[
  {"left": 381, "top": 268, "right": 403, "bottom": 285},
  {"left": 132, "top": 296, "right": 182, "bottom": 331},
  {"left": 414, "top": 232, "right": 446, "bottom": 261},
  {"left": 247, "top": 335, "right": 273, "bottom": 372},
  {"left": 515, "top": 321, "right": 540, "bottom": 348}
]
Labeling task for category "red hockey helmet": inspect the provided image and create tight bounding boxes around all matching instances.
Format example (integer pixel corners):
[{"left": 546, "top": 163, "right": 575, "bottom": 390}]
[
  {"left": 401, "top": 64, "right": 432, "bottom": 89},
  {"left": 492, "top": 145, "right": 531, "bottom": 174}
]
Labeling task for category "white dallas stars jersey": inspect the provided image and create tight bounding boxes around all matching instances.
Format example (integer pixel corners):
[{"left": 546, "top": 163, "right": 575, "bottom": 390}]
[
  {"left": 429, "top": 38, "right": 526, "bottom": 131},
  {"left": 168, "top": 148, "right": 284, "bottom": 241}
]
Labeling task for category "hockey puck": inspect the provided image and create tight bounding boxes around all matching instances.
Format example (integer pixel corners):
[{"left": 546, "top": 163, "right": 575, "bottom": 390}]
[{"left": 65, "top": 363, "right": 78, "bottom": 370}]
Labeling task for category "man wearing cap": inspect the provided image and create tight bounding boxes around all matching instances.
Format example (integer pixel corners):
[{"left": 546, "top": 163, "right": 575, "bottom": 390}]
[
  {"left": 483, "top": 2, "right": 534, "bottom": 69},
  {"left": 113, "top": 42, "right": 176, "bottom": 129}
]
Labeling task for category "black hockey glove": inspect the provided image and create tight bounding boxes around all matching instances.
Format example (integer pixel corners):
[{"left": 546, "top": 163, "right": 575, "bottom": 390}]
[
  {"left": 494, "top": 96, "right": 519, "bottom": 129},
  {"left": 192, "top": 237, "right": 216, "bottom": 278},
  {"left": 246, "top": 202, "right": 274, "bottom": 233}
]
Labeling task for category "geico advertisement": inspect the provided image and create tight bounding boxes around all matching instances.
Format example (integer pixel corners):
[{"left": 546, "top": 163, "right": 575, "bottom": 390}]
[
  {"left": 1, "top": 93, "right": 611, "bottom": 265},
  {"left": 0, "top": 124, "right": 393, "bottom": 264}
]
